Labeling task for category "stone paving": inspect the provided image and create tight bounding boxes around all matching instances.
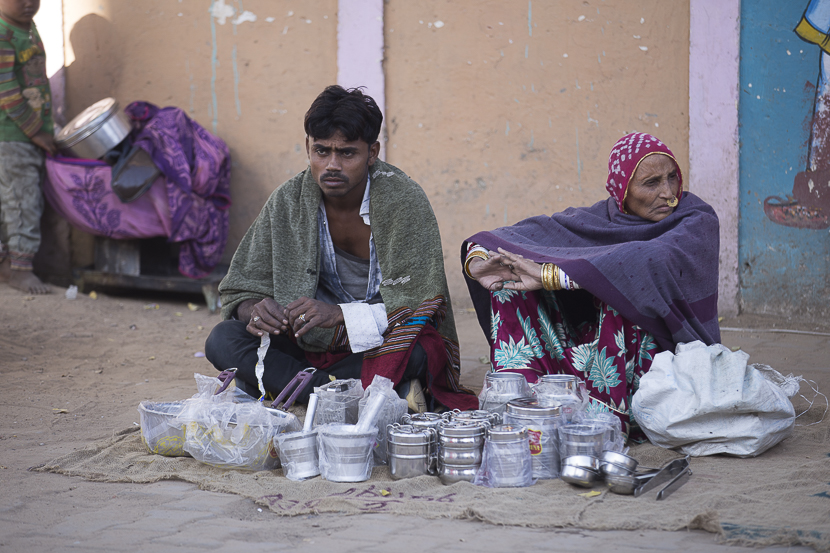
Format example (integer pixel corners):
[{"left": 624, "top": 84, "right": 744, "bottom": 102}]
[{"left": 0, "top": 308, "right": 826, "bottom": 552}]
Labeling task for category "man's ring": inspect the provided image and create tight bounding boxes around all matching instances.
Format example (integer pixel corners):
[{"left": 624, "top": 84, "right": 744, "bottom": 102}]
[
  {"left": 252, "top": 316, "right": 260, "bottom": 323},
  {"left": 300, "top": 313, "right": 306, "bottom": 322}
]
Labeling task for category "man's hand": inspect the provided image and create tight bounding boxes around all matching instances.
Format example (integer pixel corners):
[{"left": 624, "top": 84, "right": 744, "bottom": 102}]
[
  {"left": 242, "top": 298, "right": 290, "bottom": 337},
  {"left": 285, "top": 297, "right": 345, "bottom": 338},
  {"left": 468, "top": 253, "right": 517, "bottom": 292},
  {"left": 31, "top": 131, "right": 57, "bottom": 155}
]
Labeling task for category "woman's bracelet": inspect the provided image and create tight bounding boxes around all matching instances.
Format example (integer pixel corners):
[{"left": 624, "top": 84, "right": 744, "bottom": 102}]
[
  {"left": 464, "top": 250, "right": 489, "bottom": 279},
  {"left": 542, "top": 263, "right": 561, "bottom": 291}
]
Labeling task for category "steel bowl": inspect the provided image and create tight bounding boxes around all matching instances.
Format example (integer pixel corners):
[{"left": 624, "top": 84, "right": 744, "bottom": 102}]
[
  {"left": 605, "top": 473, "right": 638, "bottom": 495},
  {"left": 601, "top": 450, "right": 639, "bottom": 471},
  {"left": 560, "top": 464, "right": 600, "bottom": 488},
  {"left": 601, "top": 462, "right": 635, "bottom": 478},
  {"left": 562, "top": 455, "right": 601, "bottom": 472}
]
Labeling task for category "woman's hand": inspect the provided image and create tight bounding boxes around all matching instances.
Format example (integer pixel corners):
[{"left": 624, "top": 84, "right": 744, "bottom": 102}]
[
  {"left": 468, "top": 254, "right": 516, "bottom": 291},
  {"left": 497, "top": 248, "right": 545, "bottom": 291}
]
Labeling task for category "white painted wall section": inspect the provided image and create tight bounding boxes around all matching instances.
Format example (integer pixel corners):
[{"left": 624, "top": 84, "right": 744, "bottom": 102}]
[
  {"left": 689, "top": 0, "right": 741, "bottom": 317},
  {"left": 337, "top": 0, "right": 386, "bottom": 157}
]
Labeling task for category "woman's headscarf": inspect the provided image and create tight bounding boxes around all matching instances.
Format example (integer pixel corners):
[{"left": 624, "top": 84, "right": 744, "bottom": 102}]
[{"left": 605, "top": 132, "right": 684, "bottom": 213}]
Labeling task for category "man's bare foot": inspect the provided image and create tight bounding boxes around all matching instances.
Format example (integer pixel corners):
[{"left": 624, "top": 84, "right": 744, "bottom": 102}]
[
  {"left": 0, "top": 257, "right": 10, "bottom": 283},
  {"left": 8, "top": 270, "right": 51, "bottom": 294}
]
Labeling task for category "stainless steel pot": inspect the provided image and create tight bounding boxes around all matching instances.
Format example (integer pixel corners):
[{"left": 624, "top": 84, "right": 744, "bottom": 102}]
[
  {"left": 400, "top": 412, "right": 444, "bottom": 458},
  {"left": 437, "top": 420, "right": 486, "bottom": 485},
  {"left": 479, "top": 372, "right": 531, "bottom": 415},
  {"left": 504, "top": 398, "right": 564, "bottom": 479},
  {"left": 387, "top": 424, "right": 436, "bottom": 480},
  {"left": 276, "top": 430, "right": 320, "bottom": 480},
  {"left": 558, "top": 424, "right": 606, "bottom": 459},
  {"left": 317, "top": 424, "right": 376, "bottom": 482},
  {"left": 56, "top": 98, "right": 131, "bottom": 159},
  {"left": 485, "top": 424, "right": 532, "bottom": 488},
  {"left": 448, "top": 409, "right": 502, "bottom": 427}
]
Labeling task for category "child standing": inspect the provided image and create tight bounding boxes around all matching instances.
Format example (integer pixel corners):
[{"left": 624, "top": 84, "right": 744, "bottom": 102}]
[{"left": 0, "top": 0, "right": 55, "bottom": 294}]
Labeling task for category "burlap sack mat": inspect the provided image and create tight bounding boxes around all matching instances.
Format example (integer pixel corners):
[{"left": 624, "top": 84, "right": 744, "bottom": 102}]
[{"left": 32, "top": 406, "right": 830, "bottom": 552}]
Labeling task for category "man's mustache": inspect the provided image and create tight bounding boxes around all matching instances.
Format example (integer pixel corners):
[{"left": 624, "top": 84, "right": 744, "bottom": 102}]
[{"left": 321, "top": 172, "right": 348, "bottom": 184}]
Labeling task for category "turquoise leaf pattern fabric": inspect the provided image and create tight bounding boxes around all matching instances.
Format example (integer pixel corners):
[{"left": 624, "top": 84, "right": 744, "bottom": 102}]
[{"left": 486, "top": 288, "right": 658, "bottom": 443}]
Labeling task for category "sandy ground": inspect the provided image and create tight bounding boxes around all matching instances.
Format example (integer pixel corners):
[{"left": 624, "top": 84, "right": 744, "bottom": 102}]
[{"left": 0, "top": 282, "right": 827, "bottom": 552}]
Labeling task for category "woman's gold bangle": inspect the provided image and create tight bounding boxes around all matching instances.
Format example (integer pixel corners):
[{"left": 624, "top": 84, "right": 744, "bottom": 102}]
[
  {"left": 542, "top": 263, "right": 560, "bottom": 291},
  {"left": 464, "top": 250, "right": 489, "bottom": 279}
]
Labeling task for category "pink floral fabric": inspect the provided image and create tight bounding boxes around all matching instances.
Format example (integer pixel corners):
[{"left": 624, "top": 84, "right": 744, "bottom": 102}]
[
  {"left": 606, "top": 132, "right": 684, "bottom": 213},
  {"left": 488, "top": 288, "right": 657, "bottom": 441}
]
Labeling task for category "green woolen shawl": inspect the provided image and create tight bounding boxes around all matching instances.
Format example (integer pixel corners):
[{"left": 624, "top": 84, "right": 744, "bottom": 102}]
[{"left": 218, "top": 159, "right": 458, "bottom": 354}]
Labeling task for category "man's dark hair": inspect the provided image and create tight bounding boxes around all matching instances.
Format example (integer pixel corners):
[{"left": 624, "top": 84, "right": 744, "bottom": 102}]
[{"left": 304, "top": 85, "right": 383, "bottom": 145}]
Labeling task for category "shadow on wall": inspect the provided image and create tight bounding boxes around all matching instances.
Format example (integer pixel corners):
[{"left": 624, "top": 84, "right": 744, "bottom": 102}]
[
  {"left": 38, "top": 13, "right": 121, "bottom": 280},
  {"left": 65, "top": 13, "right": 121, "bottom": 120}
]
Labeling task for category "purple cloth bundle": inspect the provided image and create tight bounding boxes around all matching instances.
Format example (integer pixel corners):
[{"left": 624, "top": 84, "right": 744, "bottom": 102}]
[
  {"left": 463, "top": 192, "right": 721, "bottom": 352},
  {"left": 43, "top": 102, "right": 231, "bottom": 278}
]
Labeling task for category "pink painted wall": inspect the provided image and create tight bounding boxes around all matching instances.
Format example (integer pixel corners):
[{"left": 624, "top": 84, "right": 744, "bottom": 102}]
[{"left": 689, "top": 0, "right": 740, "bottom": 317}]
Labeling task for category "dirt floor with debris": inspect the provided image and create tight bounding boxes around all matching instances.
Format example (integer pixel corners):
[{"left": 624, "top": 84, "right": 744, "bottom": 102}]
[{"left": 0, "top": 282, "right": 828, "bottom": 552}]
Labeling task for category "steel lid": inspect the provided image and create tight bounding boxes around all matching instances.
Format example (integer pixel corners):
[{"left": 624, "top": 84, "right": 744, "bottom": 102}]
[
  {"left": 387, "top": 424, "right": 432, "bottom": 444},
  {"left": 486, "top": 424, "right": 528, "bottom": 441},
  {"left": 506, "top": 397, "right": 562, "bottom": 417},
  {"left": 539, "top": 374, "right": 577, "bottom": 383},
  {"left": 56, "top": 97, "right": 121, "bottom": 148},
  {"left": 484, "top": 371, "right": 525, "bottom": 382},
  {"left": 452, "top": 409, "right": 498, "bottom": 423},
  {"left": 438, "top": 420, "right": 485, "bottom": 438},
  {"left": 404, "top": 412, "right": 444, "bottom": 429}
]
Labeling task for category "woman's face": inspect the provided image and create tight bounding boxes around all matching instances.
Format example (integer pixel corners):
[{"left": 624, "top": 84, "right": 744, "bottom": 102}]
[{"left": 624, "top": 154, "right": 680, "bottom": 222}]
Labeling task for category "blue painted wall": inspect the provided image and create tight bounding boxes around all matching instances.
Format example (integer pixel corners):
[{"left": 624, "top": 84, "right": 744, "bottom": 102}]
[{"left": 739, "top": 0, "right": 830, "bottom": 316}]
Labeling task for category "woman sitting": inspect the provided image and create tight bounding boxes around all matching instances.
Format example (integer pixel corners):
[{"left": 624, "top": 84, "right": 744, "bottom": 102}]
[{"left": 462, "top": 133, "right": 721, "bottom": 441}]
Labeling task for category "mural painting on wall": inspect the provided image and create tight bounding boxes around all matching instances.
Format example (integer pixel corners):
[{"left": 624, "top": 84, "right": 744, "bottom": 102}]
[{"left": 765, "top": 0, "right": 830, "bottom": 229}]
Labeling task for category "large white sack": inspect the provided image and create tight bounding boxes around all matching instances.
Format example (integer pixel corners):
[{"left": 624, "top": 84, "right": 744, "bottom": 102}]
[{"left": 631, "top": 341, "right": 798, "bottom": 457}]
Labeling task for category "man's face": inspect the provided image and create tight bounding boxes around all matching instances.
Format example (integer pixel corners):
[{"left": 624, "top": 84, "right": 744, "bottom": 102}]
[{"left": 306, "top": 130, "right": 379, "bottom": 202}]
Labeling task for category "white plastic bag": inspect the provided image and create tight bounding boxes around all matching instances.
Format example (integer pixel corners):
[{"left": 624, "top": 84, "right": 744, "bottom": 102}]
[
  {"left": 631, "top": 341, "right": 797, "bottom": 457},
  {"left": 358, "top": 375, "right": 407, "bottom": 464},
  {"left": 177, "top": 399, "right": 301, "bottom": 470},
  {"left": 472, "top": 435, "right": 534, "bottom": 488},
  {"left": 313, "top": 378, "right": 363, "bottom": 426}
]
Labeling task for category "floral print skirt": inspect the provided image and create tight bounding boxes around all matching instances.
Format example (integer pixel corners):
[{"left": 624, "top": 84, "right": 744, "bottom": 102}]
[{"left": 488, "top": 288, "right": 658, "bottom": 442}]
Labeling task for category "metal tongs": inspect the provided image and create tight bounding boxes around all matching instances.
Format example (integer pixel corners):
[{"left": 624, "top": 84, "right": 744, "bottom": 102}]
[{"left": 634, "top": 455, "right": 692, "bottom": 500}]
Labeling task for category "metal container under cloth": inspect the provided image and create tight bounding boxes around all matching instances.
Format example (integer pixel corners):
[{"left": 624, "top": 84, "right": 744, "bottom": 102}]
[{"left": 55, "top": 98, "right": 131, "bottom": 159}]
